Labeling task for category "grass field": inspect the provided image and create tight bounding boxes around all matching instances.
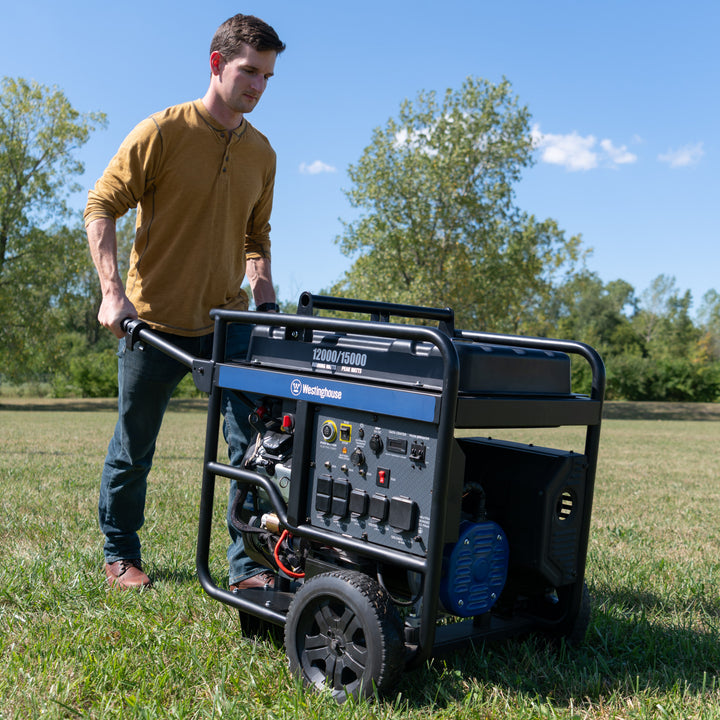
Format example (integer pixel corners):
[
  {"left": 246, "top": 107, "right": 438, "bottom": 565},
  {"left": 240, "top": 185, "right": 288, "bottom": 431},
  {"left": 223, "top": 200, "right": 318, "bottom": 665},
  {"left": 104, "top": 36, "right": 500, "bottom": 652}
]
[{"left": 1, "top": 399, "right": 719, "bottom": 718}]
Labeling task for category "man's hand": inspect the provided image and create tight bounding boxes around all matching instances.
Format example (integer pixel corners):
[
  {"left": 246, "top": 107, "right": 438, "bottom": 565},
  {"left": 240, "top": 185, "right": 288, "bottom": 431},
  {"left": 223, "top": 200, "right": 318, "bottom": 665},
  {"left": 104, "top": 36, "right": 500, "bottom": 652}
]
[{"left": 98, "top": 290, "right": 138, "bottom": 339}]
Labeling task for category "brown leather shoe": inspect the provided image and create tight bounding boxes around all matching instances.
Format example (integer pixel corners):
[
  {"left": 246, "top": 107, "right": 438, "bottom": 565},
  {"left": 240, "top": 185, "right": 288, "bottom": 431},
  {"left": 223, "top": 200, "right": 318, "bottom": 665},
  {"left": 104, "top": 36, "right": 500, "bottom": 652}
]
[
  {"left": 230, "top": 571, "right": 275, "bottom": 592},
  {"left": 105, "top": 559, "right": 151, "bottom": 590}
]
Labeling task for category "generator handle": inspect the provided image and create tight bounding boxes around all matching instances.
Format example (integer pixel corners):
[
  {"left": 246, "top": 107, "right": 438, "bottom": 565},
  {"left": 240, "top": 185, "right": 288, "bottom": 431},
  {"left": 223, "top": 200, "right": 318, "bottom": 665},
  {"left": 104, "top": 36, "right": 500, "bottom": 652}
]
[
  {"left": 297, "top": 292, "right": 455, "bottom": 336},
  {"left": 119, "top": 318, "right": 215, "bottom": 393}
]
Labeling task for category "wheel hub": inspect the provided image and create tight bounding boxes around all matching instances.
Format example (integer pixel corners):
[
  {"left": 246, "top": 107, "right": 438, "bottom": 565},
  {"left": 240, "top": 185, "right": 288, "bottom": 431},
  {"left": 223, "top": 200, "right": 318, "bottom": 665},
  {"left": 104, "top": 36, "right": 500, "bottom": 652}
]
[{"left": 327, "top": 628, "right": 345, "bottom": 655}]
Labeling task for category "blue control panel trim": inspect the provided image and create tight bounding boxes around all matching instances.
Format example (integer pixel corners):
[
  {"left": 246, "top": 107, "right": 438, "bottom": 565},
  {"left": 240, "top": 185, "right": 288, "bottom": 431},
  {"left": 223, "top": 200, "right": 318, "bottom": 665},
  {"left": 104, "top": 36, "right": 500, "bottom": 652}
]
[{"left": 217, "top": 365, "right": 438, "bottom": 422}]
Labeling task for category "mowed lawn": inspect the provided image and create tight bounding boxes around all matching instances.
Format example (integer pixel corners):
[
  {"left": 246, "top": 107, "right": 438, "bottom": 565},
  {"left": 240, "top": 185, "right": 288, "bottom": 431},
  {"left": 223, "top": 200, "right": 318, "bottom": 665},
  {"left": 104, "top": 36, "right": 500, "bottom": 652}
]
[{"left": 0, "top": 399, "right": 718, "bottom": 719}]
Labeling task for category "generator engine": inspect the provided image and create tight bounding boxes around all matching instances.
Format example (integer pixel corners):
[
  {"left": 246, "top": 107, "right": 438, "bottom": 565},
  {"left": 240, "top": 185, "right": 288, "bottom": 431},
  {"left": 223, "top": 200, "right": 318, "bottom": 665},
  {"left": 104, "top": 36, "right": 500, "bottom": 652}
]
[{"left": 242, "top": 405, "right": 294, "bottom": 503}]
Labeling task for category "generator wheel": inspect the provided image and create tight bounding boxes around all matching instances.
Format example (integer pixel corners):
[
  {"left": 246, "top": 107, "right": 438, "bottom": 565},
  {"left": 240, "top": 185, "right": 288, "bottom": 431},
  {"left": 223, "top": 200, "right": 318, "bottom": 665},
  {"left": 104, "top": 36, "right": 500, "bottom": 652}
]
[
  {"left": 238, "top": 610, "right": 282, "bottom": 643},
  {"left": 564, "top": 581, "right": 591, "bottom": 647},
  {"left": 284, "top": 569, "right": 404, "bottom": 702}
]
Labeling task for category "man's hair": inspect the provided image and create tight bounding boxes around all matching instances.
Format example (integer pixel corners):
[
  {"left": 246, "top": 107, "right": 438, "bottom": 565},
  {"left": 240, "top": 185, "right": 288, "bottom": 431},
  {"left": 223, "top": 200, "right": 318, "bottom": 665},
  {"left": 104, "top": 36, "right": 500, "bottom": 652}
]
[{"left": 210, "top": 14, "right": 286, "bottom": 59}]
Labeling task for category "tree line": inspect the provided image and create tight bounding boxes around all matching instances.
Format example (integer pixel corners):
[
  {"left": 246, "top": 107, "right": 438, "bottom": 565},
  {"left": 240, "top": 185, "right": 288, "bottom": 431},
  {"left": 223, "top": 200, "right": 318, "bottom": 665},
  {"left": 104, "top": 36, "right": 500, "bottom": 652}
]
[{"left": 1, "top": 76, "right": 718, "bottom": 401}]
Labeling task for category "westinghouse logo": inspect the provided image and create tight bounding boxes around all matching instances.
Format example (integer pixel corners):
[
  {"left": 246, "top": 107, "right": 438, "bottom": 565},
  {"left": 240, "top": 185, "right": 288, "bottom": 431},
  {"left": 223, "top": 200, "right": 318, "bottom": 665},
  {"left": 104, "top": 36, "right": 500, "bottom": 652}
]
[{"left": 290, "top": 378, "right": 342, "bottom": 400}]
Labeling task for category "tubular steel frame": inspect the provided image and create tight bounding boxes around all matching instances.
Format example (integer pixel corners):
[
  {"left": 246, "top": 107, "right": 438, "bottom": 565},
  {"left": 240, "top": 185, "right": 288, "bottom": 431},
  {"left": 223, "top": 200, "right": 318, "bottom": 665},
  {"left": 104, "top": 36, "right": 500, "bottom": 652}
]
[{"left": 122, "top": 293, "right": 605, "bottom": 667}]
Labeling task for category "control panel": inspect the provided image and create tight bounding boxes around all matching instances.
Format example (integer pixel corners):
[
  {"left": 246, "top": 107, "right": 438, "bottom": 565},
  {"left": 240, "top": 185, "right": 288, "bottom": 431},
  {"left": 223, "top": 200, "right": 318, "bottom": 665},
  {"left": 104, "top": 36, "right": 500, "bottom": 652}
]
[{"left": 307, "top": 406, "right": 438, "bottom": 556}]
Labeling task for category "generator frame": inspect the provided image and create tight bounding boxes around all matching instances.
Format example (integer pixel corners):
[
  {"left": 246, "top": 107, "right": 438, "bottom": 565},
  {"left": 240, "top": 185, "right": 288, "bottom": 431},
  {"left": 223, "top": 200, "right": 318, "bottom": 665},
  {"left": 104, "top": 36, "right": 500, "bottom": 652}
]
[{"left": 123, "top": 292, "right": 604, "bottom": 686}]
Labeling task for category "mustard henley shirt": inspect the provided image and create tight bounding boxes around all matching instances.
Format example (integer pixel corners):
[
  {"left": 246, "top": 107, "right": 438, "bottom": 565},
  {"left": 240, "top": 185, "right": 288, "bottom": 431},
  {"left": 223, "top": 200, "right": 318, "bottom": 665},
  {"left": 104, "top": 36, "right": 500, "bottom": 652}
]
[{"left": 84, "top": 100, "right": 276, "bottom": 336}]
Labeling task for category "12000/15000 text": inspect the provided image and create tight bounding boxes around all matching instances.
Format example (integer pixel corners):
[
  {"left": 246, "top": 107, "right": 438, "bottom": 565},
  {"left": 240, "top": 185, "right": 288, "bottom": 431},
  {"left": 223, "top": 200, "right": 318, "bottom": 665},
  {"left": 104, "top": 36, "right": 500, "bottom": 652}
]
[{"left": 312, "top": 348, "right": 368, "bottom": 367}]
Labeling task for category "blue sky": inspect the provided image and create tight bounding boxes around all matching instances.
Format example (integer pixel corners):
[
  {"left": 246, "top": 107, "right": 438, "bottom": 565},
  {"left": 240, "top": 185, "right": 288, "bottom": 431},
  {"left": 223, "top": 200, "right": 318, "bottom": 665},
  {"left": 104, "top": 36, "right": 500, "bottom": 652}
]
[{"left": 3, "top": 0, "right": 718, "bottom": 316}]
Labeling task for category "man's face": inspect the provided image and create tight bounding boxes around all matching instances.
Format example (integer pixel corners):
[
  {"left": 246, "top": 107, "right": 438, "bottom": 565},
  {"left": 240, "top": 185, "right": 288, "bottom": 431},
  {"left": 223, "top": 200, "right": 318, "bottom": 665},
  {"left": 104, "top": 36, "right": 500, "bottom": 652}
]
[{"left": 214, "top": 44, "right": 277, "bottom": 116}]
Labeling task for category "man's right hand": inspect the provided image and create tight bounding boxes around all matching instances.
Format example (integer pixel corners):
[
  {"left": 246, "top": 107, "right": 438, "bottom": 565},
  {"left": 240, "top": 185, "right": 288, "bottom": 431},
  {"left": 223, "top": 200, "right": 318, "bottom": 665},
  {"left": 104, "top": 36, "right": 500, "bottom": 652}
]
[{"left": 98, "top": 291, "right": 138, "bottom": 339}]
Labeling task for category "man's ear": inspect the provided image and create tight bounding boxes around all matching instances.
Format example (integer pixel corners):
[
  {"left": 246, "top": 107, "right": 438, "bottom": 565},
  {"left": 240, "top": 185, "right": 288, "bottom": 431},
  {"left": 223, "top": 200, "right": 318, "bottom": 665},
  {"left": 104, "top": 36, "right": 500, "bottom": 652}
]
[{"left": 210, "top": 51, "right": 224, "bottom": 76}]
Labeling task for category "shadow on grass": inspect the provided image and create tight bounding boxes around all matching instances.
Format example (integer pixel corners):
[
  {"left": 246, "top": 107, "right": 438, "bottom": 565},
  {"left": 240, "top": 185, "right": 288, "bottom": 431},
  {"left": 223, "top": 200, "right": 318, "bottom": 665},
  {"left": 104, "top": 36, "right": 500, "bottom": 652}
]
[
  {"left": 150, "top": 565, "right": 199, "bottom": 585},
  {"left": 134, "top": 563, "right": 719, "bottom": 710},
  {"left": 217, "top": 579, "right": 719, "bottom": 710},
  {"left": 392, "top": 587, "right": 720, "bottom": 711}
]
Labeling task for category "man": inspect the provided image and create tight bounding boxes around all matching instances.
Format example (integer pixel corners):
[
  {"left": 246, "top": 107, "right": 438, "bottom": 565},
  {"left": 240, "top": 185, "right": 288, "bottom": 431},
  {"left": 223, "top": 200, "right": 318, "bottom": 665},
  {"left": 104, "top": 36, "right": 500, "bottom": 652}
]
[{"left": 85, "top": 14, "right": 285, "bottom": 590}]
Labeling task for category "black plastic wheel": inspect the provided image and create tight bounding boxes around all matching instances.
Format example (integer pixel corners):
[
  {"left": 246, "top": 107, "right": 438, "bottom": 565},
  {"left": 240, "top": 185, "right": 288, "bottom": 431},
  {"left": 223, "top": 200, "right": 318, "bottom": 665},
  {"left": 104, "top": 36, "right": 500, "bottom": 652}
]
[
  {"left": 564, "top": 581, "right": 591, "bottom": 647},
  {"left": 527, "top": 580, "right": 592, "bottom": 647},
  {"left": 284, "top": 569, "right": 404, "bottom": 702},
  {"left": 238, "top": 610, "right": 282, "bottom": 643}
]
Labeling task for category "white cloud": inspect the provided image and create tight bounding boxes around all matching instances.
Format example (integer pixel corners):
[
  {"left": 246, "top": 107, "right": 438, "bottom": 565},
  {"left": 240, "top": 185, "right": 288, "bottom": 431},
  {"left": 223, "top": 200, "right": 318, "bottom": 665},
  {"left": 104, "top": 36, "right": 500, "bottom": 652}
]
[
  {"left": 531, "top": 125, "right": 637, "bottom": 171},
  {"left": 532, "top": 126, "right": 598, "bottom": 171},
  {"left": 658, "top": 142, "right": 704, "bottom": 168},
  {"left": 600, "top": 139, "right": 637, "bottom": 165},
  {"left": 299, "top": 160, "right": 337, "bottom": 175}
]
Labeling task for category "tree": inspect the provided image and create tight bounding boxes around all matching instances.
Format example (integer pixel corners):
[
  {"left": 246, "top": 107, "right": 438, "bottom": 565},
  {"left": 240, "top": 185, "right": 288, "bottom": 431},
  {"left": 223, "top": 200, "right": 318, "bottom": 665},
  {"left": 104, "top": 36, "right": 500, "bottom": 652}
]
[
  {"left": 697, "top": 289, "right": 720, "bottom": 361},
  {"left": 610, "top": 275, "right": 718, "bottom": 402},
  {"left": 549, "top": 272, "right": 642, "bottom": 353},
  {"left": 0, "top": 77, "right": 106, "bottom": 380},
  {"left": 633, "top": 275, "right": 699, "bottom": 359},
  {"left": 331, "top": 77, "right": 584, "bottom": 332},
  {"left": 541, "top": 271, "right": 643, "bottom": 395}
]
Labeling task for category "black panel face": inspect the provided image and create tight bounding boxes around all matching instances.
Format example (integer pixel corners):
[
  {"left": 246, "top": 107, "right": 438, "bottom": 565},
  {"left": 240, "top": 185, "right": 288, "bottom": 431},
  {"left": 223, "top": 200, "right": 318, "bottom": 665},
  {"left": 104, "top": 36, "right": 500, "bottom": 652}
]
[{"left": 306, "top": 406, "right": 438, "bottom": 556}]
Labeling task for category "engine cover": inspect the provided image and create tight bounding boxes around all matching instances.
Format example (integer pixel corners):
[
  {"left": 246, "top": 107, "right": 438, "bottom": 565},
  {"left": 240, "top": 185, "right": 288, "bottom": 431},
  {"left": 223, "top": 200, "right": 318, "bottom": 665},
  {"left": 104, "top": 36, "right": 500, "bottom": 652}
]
[{"left": 439, "top": 520, "right": 509, "bottom": 617}]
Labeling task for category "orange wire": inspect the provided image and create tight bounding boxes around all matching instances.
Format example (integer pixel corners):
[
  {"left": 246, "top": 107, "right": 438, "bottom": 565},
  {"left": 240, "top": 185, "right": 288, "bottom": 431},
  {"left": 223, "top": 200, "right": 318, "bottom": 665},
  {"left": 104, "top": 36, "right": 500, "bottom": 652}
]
[{"left": 273, "top": 529, "right": 305, "bottom": 579}]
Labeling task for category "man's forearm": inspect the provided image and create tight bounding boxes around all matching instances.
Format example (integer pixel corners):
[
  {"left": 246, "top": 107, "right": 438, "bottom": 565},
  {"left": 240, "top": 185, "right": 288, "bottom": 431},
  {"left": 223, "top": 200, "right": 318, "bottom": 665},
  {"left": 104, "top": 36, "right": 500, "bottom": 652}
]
[
  {"left": 86, "top": 217, "right": 137, "bottom": 336},
  {"left": 246, "top": 257, "right": 276, "bottom": 307},
  {"left": 87, "top": 218, "right": 124, "bottom": 296}
]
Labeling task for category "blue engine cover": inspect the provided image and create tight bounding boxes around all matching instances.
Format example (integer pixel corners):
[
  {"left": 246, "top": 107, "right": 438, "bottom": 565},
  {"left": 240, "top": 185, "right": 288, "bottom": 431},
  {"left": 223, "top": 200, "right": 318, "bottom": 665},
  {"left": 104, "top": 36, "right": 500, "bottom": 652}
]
[{"left": 439, "top": 520, "right": 509, "bottom": 617}]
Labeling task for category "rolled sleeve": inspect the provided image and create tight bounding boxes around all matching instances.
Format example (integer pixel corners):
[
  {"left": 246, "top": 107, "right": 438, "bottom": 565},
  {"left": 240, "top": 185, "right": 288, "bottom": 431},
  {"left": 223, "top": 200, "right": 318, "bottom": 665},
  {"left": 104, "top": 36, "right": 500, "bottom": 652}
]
[{"left": 244, "top": 163, "right": 275, "bottom": 260}]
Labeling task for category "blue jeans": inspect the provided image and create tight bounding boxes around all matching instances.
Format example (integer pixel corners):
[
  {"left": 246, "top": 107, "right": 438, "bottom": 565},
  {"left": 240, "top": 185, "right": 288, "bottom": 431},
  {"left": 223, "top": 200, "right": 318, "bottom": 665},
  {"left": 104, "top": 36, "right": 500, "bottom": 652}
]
[{"left": 99, "top": 323, "right": 260, "bottom": 584}]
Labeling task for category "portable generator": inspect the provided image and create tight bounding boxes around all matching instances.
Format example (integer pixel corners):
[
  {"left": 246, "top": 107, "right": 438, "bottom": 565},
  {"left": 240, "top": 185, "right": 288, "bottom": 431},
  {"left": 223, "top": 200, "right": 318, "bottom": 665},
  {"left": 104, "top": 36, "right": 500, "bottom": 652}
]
[{"left": 122, "top": 293, "right": 604, "bottom": 703}]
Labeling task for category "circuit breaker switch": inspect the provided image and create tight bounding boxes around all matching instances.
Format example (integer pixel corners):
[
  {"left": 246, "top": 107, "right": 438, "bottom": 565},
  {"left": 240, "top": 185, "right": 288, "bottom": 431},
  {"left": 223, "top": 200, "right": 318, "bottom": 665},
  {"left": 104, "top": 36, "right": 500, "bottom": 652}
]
[{"left": 376, "top": 467, "right": 390, "bottom": 488}]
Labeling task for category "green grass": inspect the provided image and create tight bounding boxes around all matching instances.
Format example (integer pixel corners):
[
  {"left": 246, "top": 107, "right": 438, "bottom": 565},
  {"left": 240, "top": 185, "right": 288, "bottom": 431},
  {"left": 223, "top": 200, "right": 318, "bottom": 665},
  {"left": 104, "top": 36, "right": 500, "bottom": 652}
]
[{"left": 1, "top": 400, "right": 719, "bottom": 718}]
